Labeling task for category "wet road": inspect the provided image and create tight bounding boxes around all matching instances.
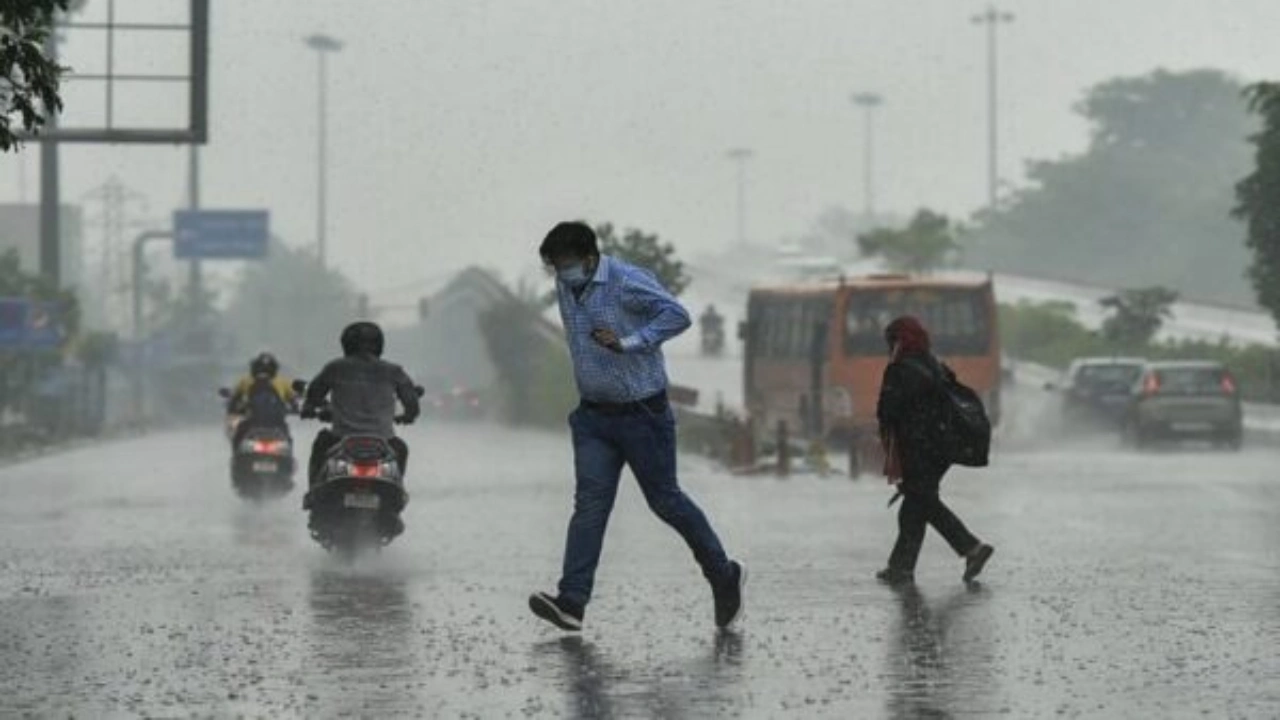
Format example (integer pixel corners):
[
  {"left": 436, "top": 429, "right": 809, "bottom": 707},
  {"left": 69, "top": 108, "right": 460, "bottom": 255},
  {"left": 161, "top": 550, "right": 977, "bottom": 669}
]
[{"left": 2, "top": 422, "right": 1279, "bottom": 718}]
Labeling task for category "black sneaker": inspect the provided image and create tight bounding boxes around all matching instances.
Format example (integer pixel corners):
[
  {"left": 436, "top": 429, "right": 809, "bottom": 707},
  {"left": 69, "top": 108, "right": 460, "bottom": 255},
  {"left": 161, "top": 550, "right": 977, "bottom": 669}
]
[
  {"left": 529, "top": 591, "right": 584, "bottom": 632},
  {"left": 963, "top": 544, "right": 995, "bottom": 583},
  {"left": 875, "top": 568, "right": 915, "bottom": 585},
  {"left": 712, "top": 561, "right": 747, "bottom": 628}
]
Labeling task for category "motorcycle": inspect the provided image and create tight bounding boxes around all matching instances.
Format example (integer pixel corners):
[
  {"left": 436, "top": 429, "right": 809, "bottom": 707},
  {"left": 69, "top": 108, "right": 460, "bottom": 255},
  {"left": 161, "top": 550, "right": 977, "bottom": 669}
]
[
  {"left": 218, "top": 388, "right": 297, "bottom": 501},
  {"left": 701, "top": 325, "right": 725, "bottom": 356},
  {"left": 293, "top": 379, "right": 422, "bottom": 558}
]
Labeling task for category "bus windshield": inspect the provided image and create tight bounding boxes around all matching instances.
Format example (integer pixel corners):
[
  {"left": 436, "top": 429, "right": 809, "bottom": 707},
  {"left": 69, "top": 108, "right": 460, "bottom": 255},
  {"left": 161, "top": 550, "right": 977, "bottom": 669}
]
[{"left": 844, "top": 286, "right": 992, "bottom": 356}]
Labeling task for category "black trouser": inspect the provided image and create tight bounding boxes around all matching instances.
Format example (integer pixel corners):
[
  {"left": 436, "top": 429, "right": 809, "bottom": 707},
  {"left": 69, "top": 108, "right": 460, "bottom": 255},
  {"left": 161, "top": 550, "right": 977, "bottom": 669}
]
[
  {"left": 887, "top": 484, "right": 980, "bottom": 573},
  {"left": 309, "top": 429, "right": 409, "bottom": 486}
]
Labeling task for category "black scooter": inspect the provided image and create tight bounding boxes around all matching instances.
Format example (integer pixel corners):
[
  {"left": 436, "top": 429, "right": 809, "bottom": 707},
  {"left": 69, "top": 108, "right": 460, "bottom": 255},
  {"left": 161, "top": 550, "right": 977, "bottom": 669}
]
[
  {"left": 292, "top": 380, "right": 422, "bottom": 558},
  {"left": 217, "top": 387, "right": 297, "bottom": 501}
]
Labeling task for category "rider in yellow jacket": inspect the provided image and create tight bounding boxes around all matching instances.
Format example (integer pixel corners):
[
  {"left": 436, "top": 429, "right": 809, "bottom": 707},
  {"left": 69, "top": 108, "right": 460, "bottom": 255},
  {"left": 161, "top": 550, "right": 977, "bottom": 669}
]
[{"left": 227, "top": 352, "right": 298, "bottom": 444}]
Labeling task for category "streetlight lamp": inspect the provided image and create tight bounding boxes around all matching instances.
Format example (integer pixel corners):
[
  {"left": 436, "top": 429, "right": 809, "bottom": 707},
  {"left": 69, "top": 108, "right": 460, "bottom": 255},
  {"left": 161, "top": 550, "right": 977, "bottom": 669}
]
[
  {"left": 304, "top": 33, "right": 343, "bottom": 269},
  {"left": 725, "top": 147, "right": 754, "bottom": 247},
  {"left": 972, "top": 5, "right": 1014, "bottom": 212},
  {"left": 851, "top": 92, "right": 883, "bottom": 223}
]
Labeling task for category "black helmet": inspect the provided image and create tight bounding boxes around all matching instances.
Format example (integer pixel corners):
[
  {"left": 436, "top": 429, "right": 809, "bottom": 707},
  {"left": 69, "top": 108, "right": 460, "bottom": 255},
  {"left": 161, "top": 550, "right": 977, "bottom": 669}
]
[
  {"left": 341, "top": 321, "right": 384, "bottom": 358},
  {"left": 250, "top": 351, "right": 279, "bottom": 378}
]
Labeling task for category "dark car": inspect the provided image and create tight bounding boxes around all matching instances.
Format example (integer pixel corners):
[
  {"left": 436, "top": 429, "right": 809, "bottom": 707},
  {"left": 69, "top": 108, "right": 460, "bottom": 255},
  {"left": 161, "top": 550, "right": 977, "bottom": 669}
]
[
  {"left": 1046, "top": 357, "right": 1146, "bottom": 430},
  {"left": 1123, "top": 360, "right": 1243, "bottom": 449},
  {"left": 426, "top": 385, "right": 484, "bottom": 421}
]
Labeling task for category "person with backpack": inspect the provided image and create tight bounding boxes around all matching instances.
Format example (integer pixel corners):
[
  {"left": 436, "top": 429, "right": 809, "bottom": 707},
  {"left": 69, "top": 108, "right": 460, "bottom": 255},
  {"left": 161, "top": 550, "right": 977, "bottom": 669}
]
[
  {"left": 226, "top": 352, "right": 298, "bottom": 447},
  {"left": 875, "top": 316, "right": 994, "bottom": 585}
]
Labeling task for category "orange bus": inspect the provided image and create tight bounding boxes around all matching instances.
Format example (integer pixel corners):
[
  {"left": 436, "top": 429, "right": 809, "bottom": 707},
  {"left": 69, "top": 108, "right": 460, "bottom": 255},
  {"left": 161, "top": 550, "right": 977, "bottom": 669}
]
[{"left": 741, "top": 274, "right": 1001, "bottom": 472}]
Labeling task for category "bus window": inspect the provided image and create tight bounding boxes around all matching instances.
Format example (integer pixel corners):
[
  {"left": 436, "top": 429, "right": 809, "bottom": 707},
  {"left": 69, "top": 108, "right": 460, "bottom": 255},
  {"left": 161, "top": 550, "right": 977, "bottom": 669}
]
[
  {"left": 844, "top": 287, "right": 991, "bottom": 356},
  {"left": 748, "top": 294, "right": 835, "bottom": 360}
]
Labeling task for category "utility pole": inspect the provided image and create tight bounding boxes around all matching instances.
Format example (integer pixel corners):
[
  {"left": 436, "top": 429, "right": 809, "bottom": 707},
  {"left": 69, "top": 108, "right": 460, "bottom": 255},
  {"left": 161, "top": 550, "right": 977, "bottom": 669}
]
[
  {"left": 187, "top": 145, "right": 201, "bottom": 297},
  {"left": 725, "top": 147, "right": 753, "bottom": 247},
  {"left": 17, "top": 154, "right": 28, "bottom": 203},
  {"left": 82, "top": 177, "right": 149, "bottom": 329},
  {"left": 851, "top": 92, "right": 883, "bottom": 222},
  {"left": 972, "top": 5, "right": 1014, "bottom": 212},
  {"left": 38, "top": 33, "right": 61, "bottom": 287},
  {"left": 304, "top": 33, "right": 343, "bottom": 269}
]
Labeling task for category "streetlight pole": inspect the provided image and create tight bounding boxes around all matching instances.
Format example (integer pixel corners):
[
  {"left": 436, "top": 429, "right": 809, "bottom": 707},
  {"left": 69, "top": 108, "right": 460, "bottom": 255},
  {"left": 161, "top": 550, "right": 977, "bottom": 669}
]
[
  {"left": 725, "top": 148, "right": 754, "bottom": 247},
  {"left": 972, "top": 5, "right": 1014, "bottom": 212},
  {"left": 851, "top": 92, "right": 883, "bottom": 223},
  {"left": 304, "top": 33, "right": 343, "bottom": 269}
]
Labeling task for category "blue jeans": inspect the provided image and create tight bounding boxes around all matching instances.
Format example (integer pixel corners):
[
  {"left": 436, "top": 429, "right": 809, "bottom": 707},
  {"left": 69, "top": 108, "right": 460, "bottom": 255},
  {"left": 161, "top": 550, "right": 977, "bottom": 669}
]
[{"left": 557, "top": 404, "right": 733, "bottom": 607}]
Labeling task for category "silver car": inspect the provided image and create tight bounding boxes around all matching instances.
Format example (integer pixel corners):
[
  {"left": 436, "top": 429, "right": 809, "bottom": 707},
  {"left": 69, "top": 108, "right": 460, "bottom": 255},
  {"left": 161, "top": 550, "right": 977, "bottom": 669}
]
[{"left": 1124, "top": 360, "right": 1243, "bottom": 449}]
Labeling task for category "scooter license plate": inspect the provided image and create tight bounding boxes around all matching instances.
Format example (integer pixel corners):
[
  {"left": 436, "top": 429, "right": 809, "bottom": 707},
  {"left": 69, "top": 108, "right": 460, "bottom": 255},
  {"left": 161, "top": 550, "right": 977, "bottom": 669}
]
[
  {"left": 252, "top": 460, "right": 279, "bottom": 473},
  {"left": 343, "top": 493, "right": 380, "bottom": 510}
]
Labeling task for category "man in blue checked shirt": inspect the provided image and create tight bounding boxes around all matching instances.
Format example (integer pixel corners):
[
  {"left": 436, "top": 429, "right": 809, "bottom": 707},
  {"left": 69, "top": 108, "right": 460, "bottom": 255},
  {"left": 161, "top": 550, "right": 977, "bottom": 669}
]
[{"left": 528, "top": 221, "right": 746, "bottom": 632}]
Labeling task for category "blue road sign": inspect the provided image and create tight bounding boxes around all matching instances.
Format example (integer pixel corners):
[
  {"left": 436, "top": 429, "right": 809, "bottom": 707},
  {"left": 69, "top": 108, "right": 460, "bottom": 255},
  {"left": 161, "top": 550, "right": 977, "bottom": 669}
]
[
  {"left": 24, "top": 302, "right": 67, "bottom": 349},
  {"left": 0, "top": 298, "right": 26, "bottom": 346},
  {"left": 173, "top": 210, "right": 269, "bottom": 260},
  {"left": 0, "top": 298, "right": 69, "bottom": 350}
]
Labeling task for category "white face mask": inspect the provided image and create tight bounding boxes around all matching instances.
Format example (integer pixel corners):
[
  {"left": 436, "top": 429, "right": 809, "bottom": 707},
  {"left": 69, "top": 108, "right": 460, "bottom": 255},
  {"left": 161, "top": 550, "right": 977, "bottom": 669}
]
[{"left": 556, "top": 262, "right": 591, "bottom": 288}]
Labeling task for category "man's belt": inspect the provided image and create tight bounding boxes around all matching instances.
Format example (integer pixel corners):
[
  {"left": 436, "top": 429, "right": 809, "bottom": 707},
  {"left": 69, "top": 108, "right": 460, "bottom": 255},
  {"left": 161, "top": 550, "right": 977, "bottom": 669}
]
[{"left": 581, "top": 391, "right": 669, "bottom": 416}]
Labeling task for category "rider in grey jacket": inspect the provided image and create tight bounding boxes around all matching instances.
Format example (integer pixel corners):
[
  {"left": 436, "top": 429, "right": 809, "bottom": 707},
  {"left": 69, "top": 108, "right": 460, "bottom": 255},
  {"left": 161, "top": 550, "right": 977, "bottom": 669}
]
[{"left": 301, "top": 322, "right": 420, "bottom": 486}]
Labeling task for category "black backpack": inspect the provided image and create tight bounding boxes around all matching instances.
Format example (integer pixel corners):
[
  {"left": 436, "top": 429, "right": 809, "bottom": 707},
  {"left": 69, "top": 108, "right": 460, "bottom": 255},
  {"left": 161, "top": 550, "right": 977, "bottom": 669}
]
[
  {"left": 244, "top": 377, "right": 289, "bottom": 426},
  {"left": 902, "top": 356, "right": 991, "bottom": 468}
]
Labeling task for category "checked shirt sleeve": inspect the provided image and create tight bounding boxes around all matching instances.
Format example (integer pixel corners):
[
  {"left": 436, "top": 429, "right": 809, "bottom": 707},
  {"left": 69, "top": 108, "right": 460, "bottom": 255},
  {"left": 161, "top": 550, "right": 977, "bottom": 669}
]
[{"left": 617, "top": 268, "right": 691, "bottom": 353}]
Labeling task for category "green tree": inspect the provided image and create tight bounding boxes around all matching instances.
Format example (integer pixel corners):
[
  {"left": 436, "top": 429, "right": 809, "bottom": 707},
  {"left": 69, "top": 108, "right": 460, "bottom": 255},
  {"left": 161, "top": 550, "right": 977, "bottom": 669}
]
[
  {"left": 0, "top": 248, "right": 78, "bottom": 419},
  {"left": 0, "top": 247, "right": 77, "bottom": 331},
  {"left": 1, "top": 0, "right": 69, "bottom": 151},
  {"left": 968, "top": 69, "right": 1255, "bottom": 306},
  {"left": 1099, "top": 286, "right": 1178, "bottom": 348},
  {"left": 1234, "top": 82, "right": 1280, "bottom": 330},
  {"left": 222, "top": 239, "right": 359, "bottom": 374},
  {"left": 595, "top": 222, "right": 690, "bottom": 296},
  {"left": 998, "top": 299, "right": 1104, "bottom": 368},
  {"left": 478, "top": 278, "right": 574, "bottom": 426},
  {"left": 856, "top": 208, "right": 958, "bottom": 274}
]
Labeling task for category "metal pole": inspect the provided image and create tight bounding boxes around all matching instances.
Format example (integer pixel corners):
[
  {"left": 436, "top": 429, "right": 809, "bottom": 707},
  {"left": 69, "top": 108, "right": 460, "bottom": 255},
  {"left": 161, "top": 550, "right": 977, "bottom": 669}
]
[
  {"left": 189, "top": 0, "right": 209, "bottom": 144},
  {"left": 39, "top": 34, "right": 61, "bottom": 287},
  {"left": 725, "top": 148, "right": 753, "bottom": 247},
  {"left": 863, "top": 104, "right": 875, "bottom": 220},
  {"left": 188, "top": 144, "right": 202, "bottom": 295},
  {"left": 131, "top": 230, "right": 174, "bottom": 421},
  {"left": 105, "top": 0, "right": 115, "bottom": 129},
  {"left": 317, "top": 50, "right": 328, "bottom": 269},
  {"left": 986, "top": 14, "right": 997, "bottom": 210},
  {"left": 973, "top": 6, "right": 1013, "bottom": 212},
  {"left": 132, "top": 231, "right": 174, "bottom": 340},
  {"left": 18, "top": 152, "right": 27, "bottom": 203},
  {"left": 305, "top": 33, "right": 342, "bottom": 267},
  {"left": 735, "top": 159, "right": 745, "bottom": 247},
  {"left": 851, "top": 93, "right": 883, "bottom": 224}
]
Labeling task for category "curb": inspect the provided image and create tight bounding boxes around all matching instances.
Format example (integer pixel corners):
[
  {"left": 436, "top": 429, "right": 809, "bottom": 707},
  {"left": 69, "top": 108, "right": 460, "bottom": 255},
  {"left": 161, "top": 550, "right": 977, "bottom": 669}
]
[{"left": 0, "top": 424, "right": 154, "bottom": 470}]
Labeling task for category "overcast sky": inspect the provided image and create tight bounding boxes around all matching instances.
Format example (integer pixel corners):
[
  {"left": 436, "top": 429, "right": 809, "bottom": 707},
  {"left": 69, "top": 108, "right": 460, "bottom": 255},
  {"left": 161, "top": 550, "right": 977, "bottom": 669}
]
[{"left": 5, "top": 0, "right": 1280, "bottom": 303}]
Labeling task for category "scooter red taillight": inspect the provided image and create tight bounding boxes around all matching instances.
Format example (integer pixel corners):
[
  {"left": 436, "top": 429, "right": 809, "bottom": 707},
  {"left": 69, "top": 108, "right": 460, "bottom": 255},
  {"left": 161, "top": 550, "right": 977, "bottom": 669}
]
[
  {"left": 351, "top": 463, "right": 381, "bottom": 478},
  {"left": 253, "top": 440, "right": 285, "bottom": 454}
]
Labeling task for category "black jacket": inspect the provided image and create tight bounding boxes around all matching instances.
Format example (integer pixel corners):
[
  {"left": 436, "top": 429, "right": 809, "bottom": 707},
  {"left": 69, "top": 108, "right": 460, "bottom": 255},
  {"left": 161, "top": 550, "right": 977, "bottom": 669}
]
[
  {"left": 304, "top": 355, "right": 420, "bottom": 438},
  {"left": 877, "top": 351, "right": 952, "bottom": 489}
]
